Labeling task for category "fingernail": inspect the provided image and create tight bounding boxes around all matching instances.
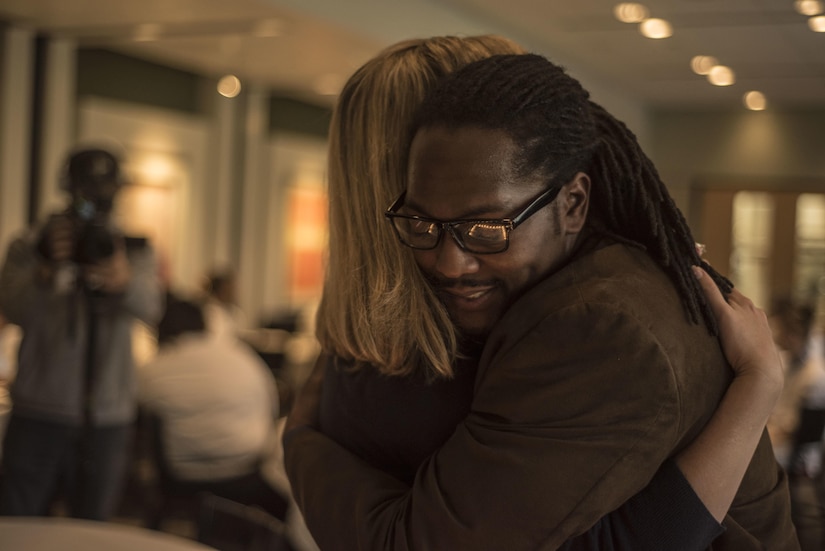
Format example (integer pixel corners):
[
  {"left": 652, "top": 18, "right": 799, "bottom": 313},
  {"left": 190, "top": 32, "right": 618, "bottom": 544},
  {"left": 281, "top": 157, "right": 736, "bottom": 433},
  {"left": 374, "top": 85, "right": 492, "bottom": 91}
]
[{"left": 691, "top": 266, "right": 704, "bottom": 279}]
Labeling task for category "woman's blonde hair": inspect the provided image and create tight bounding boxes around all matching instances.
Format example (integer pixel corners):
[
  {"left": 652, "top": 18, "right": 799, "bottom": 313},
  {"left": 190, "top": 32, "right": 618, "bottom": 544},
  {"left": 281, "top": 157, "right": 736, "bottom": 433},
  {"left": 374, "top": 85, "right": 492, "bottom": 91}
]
[{"left": 315, "top": 35, "right": 526, "bottom": 379}]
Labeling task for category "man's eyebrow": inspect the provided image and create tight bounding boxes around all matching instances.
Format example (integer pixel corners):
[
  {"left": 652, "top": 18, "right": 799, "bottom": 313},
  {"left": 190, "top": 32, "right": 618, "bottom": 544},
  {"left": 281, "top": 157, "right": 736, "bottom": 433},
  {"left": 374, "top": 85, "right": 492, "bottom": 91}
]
[{"left": 402, "top": 197, "right": 509, "bottom": 220}]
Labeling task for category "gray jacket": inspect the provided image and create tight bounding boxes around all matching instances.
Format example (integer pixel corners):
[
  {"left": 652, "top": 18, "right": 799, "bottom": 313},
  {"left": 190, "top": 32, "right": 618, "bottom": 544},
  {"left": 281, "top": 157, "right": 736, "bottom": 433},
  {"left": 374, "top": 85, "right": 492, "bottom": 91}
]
[{"left": 0, "top": 224, "right": 163, "bottom": 426}]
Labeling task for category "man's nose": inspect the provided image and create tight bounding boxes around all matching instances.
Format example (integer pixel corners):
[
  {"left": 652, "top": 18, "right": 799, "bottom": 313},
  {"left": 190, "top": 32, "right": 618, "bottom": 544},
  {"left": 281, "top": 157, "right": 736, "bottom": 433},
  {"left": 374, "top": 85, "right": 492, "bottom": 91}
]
[{"left": 433, "top": 230, "right": 479, "bottom": 279}]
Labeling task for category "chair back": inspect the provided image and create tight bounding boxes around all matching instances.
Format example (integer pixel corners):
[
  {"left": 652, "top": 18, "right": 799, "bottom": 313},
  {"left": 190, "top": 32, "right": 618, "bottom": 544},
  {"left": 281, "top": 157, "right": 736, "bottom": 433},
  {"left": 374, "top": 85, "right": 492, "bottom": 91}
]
[{"left": 197, "top": 493, "right": 291, "bottom": 551}]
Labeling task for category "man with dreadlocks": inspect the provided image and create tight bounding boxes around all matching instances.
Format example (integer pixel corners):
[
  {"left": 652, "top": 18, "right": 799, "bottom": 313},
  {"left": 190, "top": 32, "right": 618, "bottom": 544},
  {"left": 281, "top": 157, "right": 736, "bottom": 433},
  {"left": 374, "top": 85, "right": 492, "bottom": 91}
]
[{"left": 285, "top": 53, "right": 797, "bottom": 549}]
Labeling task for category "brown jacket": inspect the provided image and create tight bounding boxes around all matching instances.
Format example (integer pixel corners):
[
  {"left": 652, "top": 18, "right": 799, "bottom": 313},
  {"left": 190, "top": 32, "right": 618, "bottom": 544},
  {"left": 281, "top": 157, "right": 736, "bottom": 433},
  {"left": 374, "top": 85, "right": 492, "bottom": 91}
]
[{"left": 286, "top": 241, "right": 798, "bottom": 550}]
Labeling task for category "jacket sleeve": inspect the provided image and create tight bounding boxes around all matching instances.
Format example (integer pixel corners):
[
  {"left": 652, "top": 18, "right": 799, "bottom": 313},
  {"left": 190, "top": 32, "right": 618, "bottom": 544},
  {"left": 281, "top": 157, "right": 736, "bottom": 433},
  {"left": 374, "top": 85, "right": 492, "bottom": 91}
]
[
  {"left": 285, "top": 303, "right": 701, "bottom": 550},
  {"left": 561, "top": 460, "right": 724, "bottom": 550}
]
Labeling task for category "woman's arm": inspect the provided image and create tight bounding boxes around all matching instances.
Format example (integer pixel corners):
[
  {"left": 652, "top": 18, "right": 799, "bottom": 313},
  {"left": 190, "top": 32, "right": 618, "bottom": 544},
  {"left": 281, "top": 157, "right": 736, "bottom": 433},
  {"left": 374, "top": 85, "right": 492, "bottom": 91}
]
[{"left": 674, "top": 267, "right": 783, "bottom": 522}]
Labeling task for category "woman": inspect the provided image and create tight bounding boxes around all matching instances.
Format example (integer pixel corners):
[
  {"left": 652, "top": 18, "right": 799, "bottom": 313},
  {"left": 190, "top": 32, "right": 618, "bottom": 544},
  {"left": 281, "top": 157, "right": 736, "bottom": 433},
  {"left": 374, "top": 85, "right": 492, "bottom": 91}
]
[{"left": 285, "top": 37, "right": 792, "bottom": 550}]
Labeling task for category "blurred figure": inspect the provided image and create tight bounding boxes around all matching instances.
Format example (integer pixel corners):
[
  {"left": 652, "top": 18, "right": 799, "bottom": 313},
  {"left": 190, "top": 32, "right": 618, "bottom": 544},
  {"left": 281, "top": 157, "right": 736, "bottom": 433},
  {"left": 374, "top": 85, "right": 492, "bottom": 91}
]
[
  {"left": 0, "top": 311, "right": 19, "bottom": 460},
  {"left": 202, "top": 266, "right": 247, "bottom": 341},
  {"left": 768, "top": 296, "right": 825, "bottom": 551},
  {"left": 0, "top": 146, "right": 163, "bottom": 520},
  {"left": 769, "top": 297, "right": 825, "bottom": 466},
  {"left": 138, "top": 296, "right": 289, "bottom": 521},
  {"left": 0, "top": 311, "right": 20, "bottom": 383}
]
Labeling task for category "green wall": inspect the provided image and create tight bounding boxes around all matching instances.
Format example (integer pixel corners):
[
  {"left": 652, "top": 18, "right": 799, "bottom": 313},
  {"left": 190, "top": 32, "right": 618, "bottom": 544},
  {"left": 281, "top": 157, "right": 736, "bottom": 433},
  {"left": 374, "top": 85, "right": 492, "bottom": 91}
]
[
  {"left": 269, "top": 96, "right": 330, "bottom": 139},
  {"left": 77, "top": 49, "right": 203, "bottom": 115},
  {"left": 76, "top": 48, "right": 332, "bottom": 138}
]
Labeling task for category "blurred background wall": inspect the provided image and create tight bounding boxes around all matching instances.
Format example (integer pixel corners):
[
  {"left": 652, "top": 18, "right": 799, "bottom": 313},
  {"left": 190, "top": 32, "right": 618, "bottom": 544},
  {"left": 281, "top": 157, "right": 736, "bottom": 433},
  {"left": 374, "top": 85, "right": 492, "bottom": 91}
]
[{"left": 1, "top": 0, "right": 825, "bottom": 323}]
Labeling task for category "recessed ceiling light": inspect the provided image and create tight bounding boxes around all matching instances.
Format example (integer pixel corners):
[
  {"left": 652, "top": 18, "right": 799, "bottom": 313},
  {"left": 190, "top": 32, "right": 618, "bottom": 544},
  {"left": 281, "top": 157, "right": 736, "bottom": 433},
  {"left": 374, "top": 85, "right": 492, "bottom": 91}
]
[
  {"left": 707, "top": 65, "right": 735, "bottom": 86},
  {"left": 809, "top": 15, "right": 825, "bottom": 31},
  {"left": 639, "top": 18, "right": 673, "bottom": 39},
  {"left": 614, "top": 3, "right": 649, "bottom": 23},
  {"left": 217, "top": 75, "right": 242, "bottom": 98},
  {"left": 743, "top": 91, "right": 767, "bottom": 111},
  {"left": 690, "top": 55, "right": 718, "bottom": 75},
  {"left": 795, "top": 0, "right": 824, "bottom": 16}
]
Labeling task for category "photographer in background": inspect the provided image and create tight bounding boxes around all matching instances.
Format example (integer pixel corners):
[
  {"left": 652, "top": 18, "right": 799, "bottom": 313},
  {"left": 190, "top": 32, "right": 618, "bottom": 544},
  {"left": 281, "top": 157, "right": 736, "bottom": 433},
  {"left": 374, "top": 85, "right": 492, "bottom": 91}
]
[{"left": 0, "top": 147, "right": 163, "bottom": 520}]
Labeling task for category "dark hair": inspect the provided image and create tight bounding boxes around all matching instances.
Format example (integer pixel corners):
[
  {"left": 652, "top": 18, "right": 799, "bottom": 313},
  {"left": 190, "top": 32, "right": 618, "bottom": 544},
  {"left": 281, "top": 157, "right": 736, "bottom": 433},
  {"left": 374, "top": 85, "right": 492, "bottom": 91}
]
[
  {"left": 412, "top": 53, "right": 731, "bottom": 333},
  {"left": 157, "top": 294, "right": 206, "bottom": 345},
  {"left": 205, "top": 267, "right": 234, "bottom": 297}
]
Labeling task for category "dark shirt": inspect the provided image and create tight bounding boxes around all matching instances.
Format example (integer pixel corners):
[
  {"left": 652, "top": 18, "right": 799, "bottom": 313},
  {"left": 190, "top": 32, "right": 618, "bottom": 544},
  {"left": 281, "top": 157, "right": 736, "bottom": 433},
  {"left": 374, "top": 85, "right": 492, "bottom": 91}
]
[{"left": 320, "top": 352, "right": 479, "bottom": 484}]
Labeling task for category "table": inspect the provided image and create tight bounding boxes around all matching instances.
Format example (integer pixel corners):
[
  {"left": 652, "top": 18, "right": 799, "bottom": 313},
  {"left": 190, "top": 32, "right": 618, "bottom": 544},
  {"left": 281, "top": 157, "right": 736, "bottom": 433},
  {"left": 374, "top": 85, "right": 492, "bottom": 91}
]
[{"left": 0, "top": 517, "right": 216, "bottom": 551}]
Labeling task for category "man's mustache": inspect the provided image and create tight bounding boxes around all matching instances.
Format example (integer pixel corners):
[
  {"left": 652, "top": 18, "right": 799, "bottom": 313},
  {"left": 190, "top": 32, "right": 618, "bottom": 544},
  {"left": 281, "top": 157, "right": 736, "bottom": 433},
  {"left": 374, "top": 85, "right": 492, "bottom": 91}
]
[{"left": 424, "top": 274, "right": 499, "bottom": 292}]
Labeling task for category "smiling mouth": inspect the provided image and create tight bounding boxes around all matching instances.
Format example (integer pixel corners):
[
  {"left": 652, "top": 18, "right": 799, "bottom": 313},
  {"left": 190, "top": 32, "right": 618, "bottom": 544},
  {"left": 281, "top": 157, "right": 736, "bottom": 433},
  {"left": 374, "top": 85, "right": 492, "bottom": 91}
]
[
  {"left": 443, "top": 286, "right": 494, "bottom": 300},
  {"left": 437, "top": 285, "right": 499, "bottom": 312}
]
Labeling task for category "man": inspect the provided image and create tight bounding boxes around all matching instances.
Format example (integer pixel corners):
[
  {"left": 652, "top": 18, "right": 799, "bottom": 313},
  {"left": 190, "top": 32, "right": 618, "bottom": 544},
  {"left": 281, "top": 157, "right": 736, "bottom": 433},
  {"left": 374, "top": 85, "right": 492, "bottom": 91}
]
[
  {"left": 284, "top": 54, "right": 797, "bottom": 549},
  {"left": 138, "top": 296, "right": 289, "bottom": 521},
  {"left": 0, "top": 147, "right": 162, "bottom": 520}
]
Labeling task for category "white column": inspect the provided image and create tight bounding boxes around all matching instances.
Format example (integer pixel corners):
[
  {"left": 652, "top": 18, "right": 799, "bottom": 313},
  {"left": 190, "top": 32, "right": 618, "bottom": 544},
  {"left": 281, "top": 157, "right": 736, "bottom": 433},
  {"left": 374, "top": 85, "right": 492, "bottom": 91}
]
[
  {"left": 36, "top": 37, "right": 77, "bottom": 220},
  {"left": 238, "top": 85, "right": 270, "bottom": 327},
  {"left": 0, "top": 26, "right": 35, "bottom": 253},
  {"left": 210, "top": 93, "right": 239, "bottom": 268}
]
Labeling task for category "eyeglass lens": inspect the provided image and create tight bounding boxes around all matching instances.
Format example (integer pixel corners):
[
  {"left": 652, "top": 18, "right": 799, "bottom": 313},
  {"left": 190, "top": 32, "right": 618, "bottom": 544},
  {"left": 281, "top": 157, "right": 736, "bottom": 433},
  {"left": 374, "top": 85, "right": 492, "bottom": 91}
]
[{"left": 392, "top": 218, "right": 509, "bottom": 253}]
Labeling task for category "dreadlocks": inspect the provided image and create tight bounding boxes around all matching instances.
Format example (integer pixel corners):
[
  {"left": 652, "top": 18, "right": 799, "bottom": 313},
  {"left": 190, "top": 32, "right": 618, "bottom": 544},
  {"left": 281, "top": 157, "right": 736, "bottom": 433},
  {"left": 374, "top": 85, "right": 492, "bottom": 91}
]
[{"left": 412, "top": 53, "right": 731, "bottom": 334}]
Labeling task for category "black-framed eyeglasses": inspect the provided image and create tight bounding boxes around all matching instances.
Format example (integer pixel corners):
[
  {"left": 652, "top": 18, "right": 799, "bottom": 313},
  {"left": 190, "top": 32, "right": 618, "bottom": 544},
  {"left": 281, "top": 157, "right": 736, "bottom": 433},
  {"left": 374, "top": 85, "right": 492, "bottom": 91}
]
[{"left": 384, "top": 185, "right": 562, "bottom": 254}]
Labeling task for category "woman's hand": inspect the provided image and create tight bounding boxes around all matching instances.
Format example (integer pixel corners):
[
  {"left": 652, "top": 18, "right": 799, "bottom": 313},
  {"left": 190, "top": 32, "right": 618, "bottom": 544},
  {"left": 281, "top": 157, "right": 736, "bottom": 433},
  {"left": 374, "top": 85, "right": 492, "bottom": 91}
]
[
  {"left": 692, "top": 266, "right": 784, "bottom": 393},
  {"left": 674, "top": 266, "right": 786, "bottom": 522}
]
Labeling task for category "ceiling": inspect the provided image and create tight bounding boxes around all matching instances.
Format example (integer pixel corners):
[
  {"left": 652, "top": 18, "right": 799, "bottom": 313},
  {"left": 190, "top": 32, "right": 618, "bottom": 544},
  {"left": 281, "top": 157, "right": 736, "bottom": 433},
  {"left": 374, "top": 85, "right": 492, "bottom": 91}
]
[{"left": 1, "top": 0, "right": 824, "bottom": 111}]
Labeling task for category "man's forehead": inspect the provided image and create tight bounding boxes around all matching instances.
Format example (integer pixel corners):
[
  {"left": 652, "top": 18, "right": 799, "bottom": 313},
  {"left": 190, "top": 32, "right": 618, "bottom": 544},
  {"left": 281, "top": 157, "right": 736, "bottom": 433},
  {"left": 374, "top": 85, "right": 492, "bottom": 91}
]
[
  {"left": 409, "top": 126, "right": 518, "bottom": 167},
  {"left": 406, "top": 126, "right": 542, "bottom": 217}
]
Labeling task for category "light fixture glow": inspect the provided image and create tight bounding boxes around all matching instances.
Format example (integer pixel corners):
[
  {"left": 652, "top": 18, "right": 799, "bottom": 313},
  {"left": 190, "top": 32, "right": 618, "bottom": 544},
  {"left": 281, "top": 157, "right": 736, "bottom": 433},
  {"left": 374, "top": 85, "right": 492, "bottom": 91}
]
[
  {"left": 809, "top": 15, "right": 825, "bottom": 31},
  {"left": 795, "top": 0, "right": 824, "bottom": 16},
  {"left": 707, "top": 65, "right": 735, "bottom": 86},
  {"left": 252, "top": 18, "right": 284, "bottom": 38},
  {"left": 614, "top": 3, "right": 649, "bottom": 23},
  {"left": 639, "top": 18, "right": 673, "bottom": 39},
  {"left": 217, "top": 75, "right": 242, "bottom": 98},
  {"left": 313, "top": 74, "right": 344, "bottom": 96},
  {"left": 743, "top": 91, "right": 767, "bottom": 111},
  {"left": 690, "top": 55, "right": 719, "bottom": 75},
  {"left": 133, "top": 23, "right": 161, "bottom": 42}
]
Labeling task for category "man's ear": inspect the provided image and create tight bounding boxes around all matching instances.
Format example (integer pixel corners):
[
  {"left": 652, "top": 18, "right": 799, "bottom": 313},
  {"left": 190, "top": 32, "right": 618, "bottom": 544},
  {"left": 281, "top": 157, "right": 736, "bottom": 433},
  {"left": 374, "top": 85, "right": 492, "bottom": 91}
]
[{"left": 560, "top": 172, "right": 590, "bottom": 234}]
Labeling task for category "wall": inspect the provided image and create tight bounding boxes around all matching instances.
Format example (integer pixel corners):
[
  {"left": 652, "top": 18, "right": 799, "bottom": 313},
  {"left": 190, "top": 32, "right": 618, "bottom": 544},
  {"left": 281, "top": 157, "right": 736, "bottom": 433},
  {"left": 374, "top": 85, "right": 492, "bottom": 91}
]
[
  {"left": 650, "top": 107, "right": 825, "bottom": 306},
  {"left": 0, "top": 26, "right": 333, "bottom": 324},
  {"left": 650, "top": 108, "right": 825, "bottom": 225},
  {"left": 75, "top": 48, "right": 332, "bottom": 322}
]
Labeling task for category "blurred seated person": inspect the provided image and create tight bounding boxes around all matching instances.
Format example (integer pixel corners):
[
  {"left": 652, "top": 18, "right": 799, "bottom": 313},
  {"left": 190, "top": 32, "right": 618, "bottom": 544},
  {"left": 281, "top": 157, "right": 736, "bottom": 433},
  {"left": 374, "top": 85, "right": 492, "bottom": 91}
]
[
  {"left": 0, "top": 311, "right": 21, "bottom": 384},
  {"left": 769, "top": 298, "right": 825, "bottom": 551},
  {"left": 137, "top": 295, "right": 289, "bottom": 521},
  {"left": 201, "top": 267, "right": 248, "bottom": 341},
  {"left": 768, "top": 297, "right": 825, "bottom": 469}
]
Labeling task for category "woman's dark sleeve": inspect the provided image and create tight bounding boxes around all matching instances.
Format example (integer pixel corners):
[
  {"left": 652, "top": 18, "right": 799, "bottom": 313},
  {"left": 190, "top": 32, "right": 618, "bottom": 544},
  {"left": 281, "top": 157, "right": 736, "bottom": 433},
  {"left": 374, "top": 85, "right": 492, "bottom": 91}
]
[{"left": 561, "top": 459, "right": 725, "bottom": 551}]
